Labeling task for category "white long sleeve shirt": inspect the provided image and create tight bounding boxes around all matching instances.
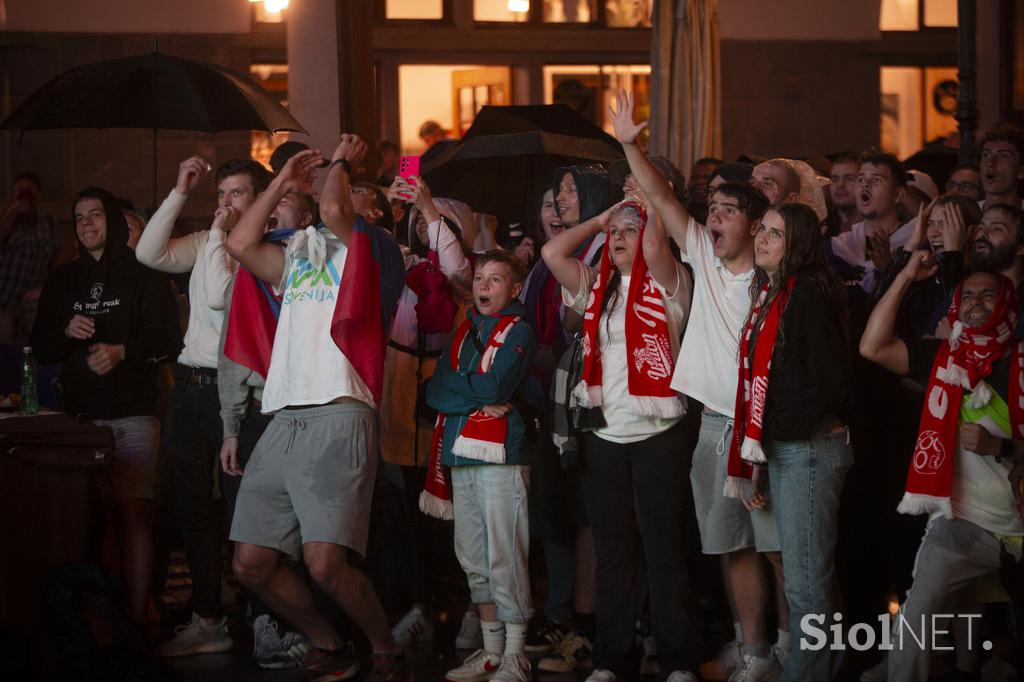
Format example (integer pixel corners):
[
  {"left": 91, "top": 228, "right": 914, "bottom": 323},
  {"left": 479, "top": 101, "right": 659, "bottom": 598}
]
[{"left": 135, "top": 189, "right": 230, "bottom": 369}]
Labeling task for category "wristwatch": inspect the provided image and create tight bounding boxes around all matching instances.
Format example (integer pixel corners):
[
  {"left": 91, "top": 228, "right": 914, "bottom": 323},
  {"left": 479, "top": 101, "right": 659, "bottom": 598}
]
[{"left": 330, "top": 159, "right": 352, "bottom": 175}]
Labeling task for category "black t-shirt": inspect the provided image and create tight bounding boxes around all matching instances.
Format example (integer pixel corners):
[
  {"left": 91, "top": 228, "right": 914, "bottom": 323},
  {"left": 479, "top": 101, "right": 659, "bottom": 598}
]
[{"left": 904, "top": 337, "right": 1012, "bottom": 404}]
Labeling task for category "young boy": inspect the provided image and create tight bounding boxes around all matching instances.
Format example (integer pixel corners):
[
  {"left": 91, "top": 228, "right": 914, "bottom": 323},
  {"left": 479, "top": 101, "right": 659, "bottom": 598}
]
[{"left": 426, "top": 251, "right": 537, "bottom": 682}]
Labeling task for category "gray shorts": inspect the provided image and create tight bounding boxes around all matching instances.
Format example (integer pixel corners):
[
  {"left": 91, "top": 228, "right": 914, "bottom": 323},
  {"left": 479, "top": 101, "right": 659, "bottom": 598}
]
[
  {"left": 230, "top": 402, "right": 378, "bottom": 558},
  {"left": 690, "top": 411, "right": 779, "bottom": 554},
  {"left": 91, "top": 416, "right": 160, "bottom": 499}
]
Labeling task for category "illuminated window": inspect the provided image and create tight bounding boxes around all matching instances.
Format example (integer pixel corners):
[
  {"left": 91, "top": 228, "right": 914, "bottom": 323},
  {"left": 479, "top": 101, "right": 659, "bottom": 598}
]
[
  {"left": 386, "top": 0, "right": 444, "bottom": 20},
  {"left": 604, "top": 0, "right": 652, "bottom": 28},
  {"left": 880, "top": 0, "right": 957, "bottom": 30},
  {"left": 249, "top": 64, "right": 291, "bottom": 168},
  {"left": 475, "top": 0, "right": 531, "bottom": 22},
  {"left": 398, "top": 64, "right": 487, "bottom": 153},
  {"left": 543, "top": 64, "right": 651, "bottom": 134},
  {"left": 880, "top": 66, "right": 958, "bottom": 159},
  {"left": 542, "top": 0, "right": 596, "bottom": 23}
]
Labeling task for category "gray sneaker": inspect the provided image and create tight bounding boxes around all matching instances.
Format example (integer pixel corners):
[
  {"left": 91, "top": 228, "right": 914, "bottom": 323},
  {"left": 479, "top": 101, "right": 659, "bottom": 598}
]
[
  {"left": 253, "top": 614, "right": 309, "bottom": 670},
  {"left": 729, "top": 653, "right": 781, "bottom": 682},
  {"left": 155, "top": 612, "right": 233, "bottom": 658}
]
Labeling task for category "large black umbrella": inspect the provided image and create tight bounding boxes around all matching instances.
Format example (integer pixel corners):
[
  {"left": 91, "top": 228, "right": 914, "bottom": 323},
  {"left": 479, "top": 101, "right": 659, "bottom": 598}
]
[
  {"left": 421, "top": 104, "right": 623, "bottom": 221},
  {"left": 1, "top": 50, "right": 307, "bottom": 207}
]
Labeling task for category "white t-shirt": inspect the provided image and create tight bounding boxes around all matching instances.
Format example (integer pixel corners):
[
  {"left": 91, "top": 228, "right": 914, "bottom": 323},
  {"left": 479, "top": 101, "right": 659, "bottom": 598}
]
[
  {"left": 830, "top": 220, "right": 914, "bottom": 293},
  {"left": 948, "top": 408, "right": 1022, "bottom": 536},
  {"left": 261, "top": 232, "right": 374, "bottom": 413},
  {"left": 670, "top": 218, "right": 753, "bottom": 417},
  {"left": 564, "top": 260, "right": 691, "bottom": 443}
]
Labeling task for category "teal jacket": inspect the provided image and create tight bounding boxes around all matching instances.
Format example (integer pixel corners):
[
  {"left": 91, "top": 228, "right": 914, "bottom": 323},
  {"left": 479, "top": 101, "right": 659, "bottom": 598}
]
[{"left": 427, "top": 301, "right": 536, "bottom": 467}]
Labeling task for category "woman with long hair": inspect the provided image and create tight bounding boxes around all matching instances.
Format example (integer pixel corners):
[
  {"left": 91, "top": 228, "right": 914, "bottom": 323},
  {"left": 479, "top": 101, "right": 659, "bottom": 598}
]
[
  {"left": 541, "top": 200, "right": 698, "bottom": 682},
  {"left": 725, "top": 202, "right": 851, "bottom": 680}
]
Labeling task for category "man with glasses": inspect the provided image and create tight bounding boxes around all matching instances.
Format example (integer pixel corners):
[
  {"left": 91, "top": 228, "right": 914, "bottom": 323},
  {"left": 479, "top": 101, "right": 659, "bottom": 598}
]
[{"left": 944, "top": 164, "right": 983, "bottom": 202}]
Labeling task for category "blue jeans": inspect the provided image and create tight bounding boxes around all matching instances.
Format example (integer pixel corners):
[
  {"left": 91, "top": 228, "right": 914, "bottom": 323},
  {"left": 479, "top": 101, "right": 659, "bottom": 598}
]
[
  {"left": 452, "top": 465, "right": 533, "bottom": 623},
  {"left": 768, "top": 423, "right": 853, "bottom": 681}
]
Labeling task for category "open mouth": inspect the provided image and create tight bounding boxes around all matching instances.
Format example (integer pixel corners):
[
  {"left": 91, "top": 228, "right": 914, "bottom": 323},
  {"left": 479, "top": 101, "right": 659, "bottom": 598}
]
[
  {"left": 859, "top": 190, "right": 872, "bottom": 204},
  {"left": 477, "top": 295, "right": 492, "bottom": 307},
  {"left": 983, "top": 172, "right": 998, "bottom": 186},
  {"left": 268, "top": 215, "right": 278, "bottom": 230},
  {"left": 972, "top": 238, "right": 992, "bottom": 253},
  {"left": 709, "top": 228, "right": 725, "bottom": 249}
]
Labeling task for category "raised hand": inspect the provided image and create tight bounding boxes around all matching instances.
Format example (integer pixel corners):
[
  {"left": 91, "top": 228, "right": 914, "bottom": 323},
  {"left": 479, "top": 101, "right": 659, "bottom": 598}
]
[
  {"left": 608, "top": 89, "right": 648, "bottom": 145},
  {"left": 211, "top": 206, "right": 239, "bottom": 232},
  {"left": 277, "top": 148, "right": 324, "bottom": 195},
  {"left": 905, "top": 200, "right": 932, "bottom": 252},
  {"left": 900, "top": 249, "right": 938, "bottom": 282},
  {"left": 941, "top": 203, "right": 970, "bottom": 253},
  {"left": 331, "top": 133, "right": 369, "bottom": 168},
  {"left": 175, "top": 156, "right": 211, "bottom": 195}
]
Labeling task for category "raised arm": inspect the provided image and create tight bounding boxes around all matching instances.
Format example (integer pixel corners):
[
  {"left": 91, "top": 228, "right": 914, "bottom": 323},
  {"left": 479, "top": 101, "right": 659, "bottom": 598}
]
[
  {"left": 541, "top": 205, "right": 612, "bottom": 298},
  {"left": 643, "top": 211, "right": 683, "bottom": 294},
  {"left": 609, "top": 89, "right": 693, "bottom": 253},
  {"left": 135, "top": 156, "right": 209, "bottom": 272},
  {"left": 202, "top": 224, "right": 238, "bottom": 311},
  {"left": 226, "top": 149, "right": 322, "bottom": 285},
  {"left": 397, "top": 175, "right": 473, "bottom": 283},
  {"left": 860, "top": 250, "right": 937, "bottom": 375},
  {"left": 320, "top": 134, "right": 368, "bottom": 245}
]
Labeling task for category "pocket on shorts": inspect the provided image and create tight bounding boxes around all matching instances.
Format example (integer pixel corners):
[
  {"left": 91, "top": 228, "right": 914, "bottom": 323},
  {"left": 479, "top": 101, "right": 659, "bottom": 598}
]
[{"left": 822, "top": 428, "right": 854, "bottom": 473}]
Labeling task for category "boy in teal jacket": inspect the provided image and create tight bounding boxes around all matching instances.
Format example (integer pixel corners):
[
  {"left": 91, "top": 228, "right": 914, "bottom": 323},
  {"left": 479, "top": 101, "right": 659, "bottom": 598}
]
[{"left": 426, "top": 250, "right": 537, "bottom": 682}]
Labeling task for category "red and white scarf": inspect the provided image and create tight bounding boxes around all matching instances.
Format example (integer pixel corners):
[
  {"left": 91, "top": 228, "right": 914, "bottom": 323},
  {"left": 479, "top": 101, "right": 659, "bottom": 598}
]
[
  {"left": 899, "top": 274, "right": 1024, "bottom": 518},
  {"left": 724, "top": 278, "right": 795, "bottom": 500},
  {"left": 574, "top": 203, "right": 683, "bottom": 419},
  {"left": 419, "top": 313, "right": 521, "bottom": 520}
]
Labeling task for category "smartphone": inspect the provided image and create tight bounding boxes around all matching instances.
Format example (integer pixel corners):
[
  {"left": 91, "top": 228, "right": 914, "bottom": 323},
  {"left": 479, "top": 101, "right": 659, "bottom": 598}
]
[{"left": 399, "top": 155, "right": 421, "bottom": 179}]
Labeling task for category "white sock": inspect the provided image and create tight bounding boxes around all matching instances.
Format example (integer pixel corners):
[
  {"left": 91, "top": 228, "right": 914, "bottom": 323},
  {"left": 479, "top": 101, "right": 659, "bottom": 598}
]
[
  {"left": 777, "top": 629, "right": 791, "bottom": 651},
  {"left": 482, "top": 620, "right": 505, "bottom": 655},
  {"left": 733, "top": 622, "right": 743, "bottom": 643},
  {"left": 504, "top": 622, "right": 527, "bottom": 656}
]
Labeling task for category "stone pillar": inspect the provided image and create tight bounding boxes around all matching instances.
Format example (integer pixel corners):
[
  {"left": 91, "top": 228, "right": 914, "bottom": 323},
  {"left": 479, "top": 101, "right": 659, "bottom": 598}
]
[{"left": 955, "top": 0, "right": 979, "bottom": 164}]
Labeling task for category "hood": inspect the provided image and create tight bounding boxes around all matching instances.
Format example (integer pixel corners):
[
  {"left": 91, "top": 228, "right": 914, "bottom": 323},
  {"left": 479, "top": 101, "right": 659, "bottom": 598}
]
[
  {"left": 407, "top": 197, "right": 475, "bottom": 248},
  {"left": 72, "top": 186, "right": 133, "bottom": 267},
  {"left": 468, "top": 300, "right": 527, "bottom": 323},
  {"left": 552, "top": 164, "right": 620, "bottom": 225}
]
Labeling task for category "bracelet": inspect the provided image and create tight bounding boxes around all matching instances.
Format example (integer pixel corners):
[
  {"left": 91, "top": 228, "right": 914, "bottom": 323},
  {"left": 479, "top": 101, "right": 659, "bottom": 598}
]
[{"left": 330, "top": 159, "right": 352, "bottom": 175}]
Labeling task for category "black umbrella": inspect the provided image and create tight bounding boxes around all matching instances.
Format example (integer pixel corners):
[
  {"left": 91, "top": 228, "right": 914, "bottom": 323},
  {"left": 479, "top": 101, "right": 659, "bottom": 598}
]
[
  {"left": 421, "top": 104, "right": 623, "bottom": 220},
  {"left": 1, "top": 49, "right": 307, "bottom": 208}
]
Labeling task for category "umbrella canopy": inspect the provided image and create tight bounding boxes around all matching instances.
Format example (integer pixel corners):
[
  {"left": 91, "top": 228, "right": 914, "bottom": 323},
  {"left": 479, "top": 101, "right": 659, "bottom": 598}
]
[
  {"left": 421, "top": 104, "right": 623, "bottom": 220},
  {"left": 1, "top": 51, "right": 306, "bottom": 134}
]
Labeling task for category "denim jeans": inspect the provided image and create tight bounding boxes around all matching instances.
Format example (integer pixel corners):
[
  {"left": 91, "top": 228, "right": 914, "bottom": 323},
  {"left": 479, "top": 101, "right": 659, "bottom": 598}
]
[
  {"left": 581, "top": 422, "right": 699, "bottom": 679},
  {"left": 767, "top": 422, "right": 852, "bottom": 681},
  {"left": 452, "top": 465, "right": 533, "bottom": 624}
]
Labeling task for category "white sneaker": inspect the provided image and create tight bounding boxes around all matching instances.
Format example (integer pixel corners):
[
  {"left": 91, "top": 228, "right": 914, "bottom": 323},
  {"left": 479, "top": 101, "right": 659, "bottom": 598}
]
[
  {"left": 700, "top": 640, "right": 742, "bottom": 680},
  {"left": 538, "top": 631, "right": 593, "bottom": 672},
  {"left": 490, "top": 653, "right": 531, "bottom": 682},
  {"left": 729, "top": 653, "right": 782, "bottom": 682},
  {"left": 155, "top": 612, "right": 234, "bottom": 657},
  {"left": 666, "top": 672, "right": 698, "bottom": 682},
  {"left": 859, "top": 655, "right": 888, "bottom": 682},
  {"left": 640, "top": 635, "right": 660, "bottom": 676},
  {"left": 391, "top": 606, "right": 435, "bottom": 646},
  {"left": 445, "top": 649, "right": 502, "bottom": 682},
  {"left": 456, "top": 610, "right": 484, "bottom": 650},
  {"left": 585, "top": 669, "right": 619, "bottom": 682}
]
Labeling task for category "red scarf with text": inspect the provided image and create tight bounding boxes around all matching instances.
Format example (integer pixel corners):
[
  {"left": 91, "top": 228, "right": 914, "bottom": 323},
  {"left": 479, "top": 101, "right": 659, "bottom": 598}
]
[
  {"left": 724, "top": 279, "right": 794, "bottom": 499},
  {"left": 899, "top": 274, "right": 1024, "bottom": 518},
  {"left": 419, "top": 313, "right": 521, "bottom": 520},
  {"left": 575, "top": 203, "right": 683, "bottom": 419}
]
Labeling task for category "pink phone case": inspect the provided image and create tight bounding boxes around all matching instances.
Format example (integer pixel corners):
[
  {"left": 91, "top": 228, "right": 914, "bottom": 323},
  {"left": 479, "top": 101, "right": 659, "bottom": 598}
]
[{"left": 399, "top": 155, "right": 421, "bottom": 179}]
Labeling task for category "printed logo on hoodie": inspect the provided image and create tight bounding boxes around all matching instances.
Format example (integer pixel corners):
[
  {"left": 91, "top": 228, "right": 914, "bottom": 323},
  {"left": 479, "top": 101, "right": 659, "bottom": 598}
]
[{"left": 282, "top": 258, "right": 342, "bottom": 305}]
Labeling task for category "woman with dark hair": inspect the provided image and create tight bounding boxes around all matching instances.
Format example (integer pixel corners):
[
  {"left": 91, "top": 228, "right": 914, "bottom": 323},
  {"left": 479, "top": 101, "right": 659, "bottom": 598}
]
[
  {"left": 541, "top": 200, "right": 698, "bottom": 682},
  {"left": 31, "top": 187, "right": 182, "bottom": 631},
  {"left": 724, "top": 202, "right": 851, "bottom": 681}
]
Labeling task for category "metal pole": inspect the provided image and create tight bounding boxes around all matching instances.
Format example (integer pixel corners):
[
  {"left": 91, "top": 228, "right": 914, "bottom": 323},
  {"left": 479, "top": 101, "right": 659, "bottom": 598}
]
[{"left": 956, "top": 0, "right": 979, "bottom": 164}]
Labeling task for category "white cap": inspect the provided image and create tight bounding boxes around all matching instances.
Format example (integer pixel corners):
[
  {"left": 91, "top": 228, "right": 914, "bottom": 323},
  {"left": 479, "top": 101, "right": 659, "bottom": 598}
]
[{"left": 907, "top": 170, "right": 939, "bottom": 200}]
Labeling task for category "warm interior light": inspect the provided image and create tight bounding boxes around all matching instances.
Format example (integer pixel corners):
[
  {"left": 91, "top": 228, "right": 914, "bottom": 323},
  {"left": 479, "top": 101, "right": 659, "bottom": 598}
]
[
  {"left": 507, "top": 0, "right": 529, "bottom": 13},
  {"left": 264, "top": 0, "right": 289, "bottom": 12}
]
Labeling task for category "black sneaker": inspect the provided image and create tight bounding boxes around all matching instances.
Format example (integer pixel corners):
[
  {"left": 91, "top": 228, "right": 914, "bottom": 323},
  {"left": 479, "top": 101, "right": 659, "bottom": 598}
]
[
  {"left": 525, "top": 620, "right": 569, "bottom": 654},
  {"left": 365, "top": 652, "right": 411, "bottom": 682},
  {"left": 305, "top": 642, "right": 360, "bottom": 681}
]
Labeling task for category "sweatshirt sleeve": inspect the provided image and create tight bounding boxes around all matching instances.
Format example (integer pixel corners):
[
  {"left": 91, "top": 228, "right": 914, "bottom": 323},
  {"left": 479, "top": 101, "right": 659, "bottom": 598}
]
[
  {"left": 135, "top": 190, "right": 200, "bottom": 273},
  {"left": 123, "top": 272, "right": 184, "bottom": 368},
  {"left": 203, "top": 227, "right": 237, "bottom": 311},
  {"left": 763, "top": 283, "right": 850, "bottom": 441},
  {"left": 30, "top": 270, "right": 75, "bottom": 365},
  {"left": 429, "top": 218, "right": 472, "bottom": 283},
  {"left": 216, "top": 278, "right": 253, "bottom": 440},
  {"left": 426, "top": 322, "right": 536, "bottom": 414}
]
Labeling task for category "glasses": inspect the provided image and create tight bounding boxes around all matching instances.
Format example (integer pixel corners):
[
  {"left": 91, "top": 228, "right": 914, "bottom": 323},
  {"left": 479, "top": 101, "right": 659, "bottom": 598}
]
[{"left": 945, "top": 180, "right": 981, "bottom": 194}]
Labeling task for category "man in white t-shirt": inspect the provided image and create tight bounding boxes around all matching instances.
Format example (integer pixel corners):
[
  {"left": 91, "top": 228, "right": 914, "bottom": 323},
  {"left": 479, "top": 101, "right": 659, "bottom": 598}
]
[
  {"left": 861, "top": 263, "right": 1024, "bottom": 681},
  {"left": 830, "top": 150, "right": 912, "bottom": 295},
  {"left": 137, "top": 157, "right": 271, "bottom": 657},
  {"left": 610, "top": 90, "right": 786, "bottom": 680},
  {"left": 224, "top": 136, "right": 409, "bottom": 682}
]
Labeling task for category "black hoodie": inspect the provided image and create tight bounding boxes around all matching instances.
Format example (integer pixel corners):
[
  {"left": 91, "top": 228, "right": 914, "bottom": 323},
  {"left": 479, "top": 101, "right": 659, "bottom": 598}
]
[{"left": 30, "top": 188, "right": 182, "bottom": 419}]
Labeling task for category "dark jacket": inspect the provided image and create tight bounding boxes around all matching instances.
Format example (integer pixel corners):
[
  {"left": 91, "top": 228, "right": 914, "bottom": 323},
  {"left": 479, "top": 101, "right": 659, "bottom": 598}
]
[
  {"left": 427, "top": 301, "right": 537, "bottom": 466},
  {"left": 30, "top": 188, "right": 182, "bottom": 419}
]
